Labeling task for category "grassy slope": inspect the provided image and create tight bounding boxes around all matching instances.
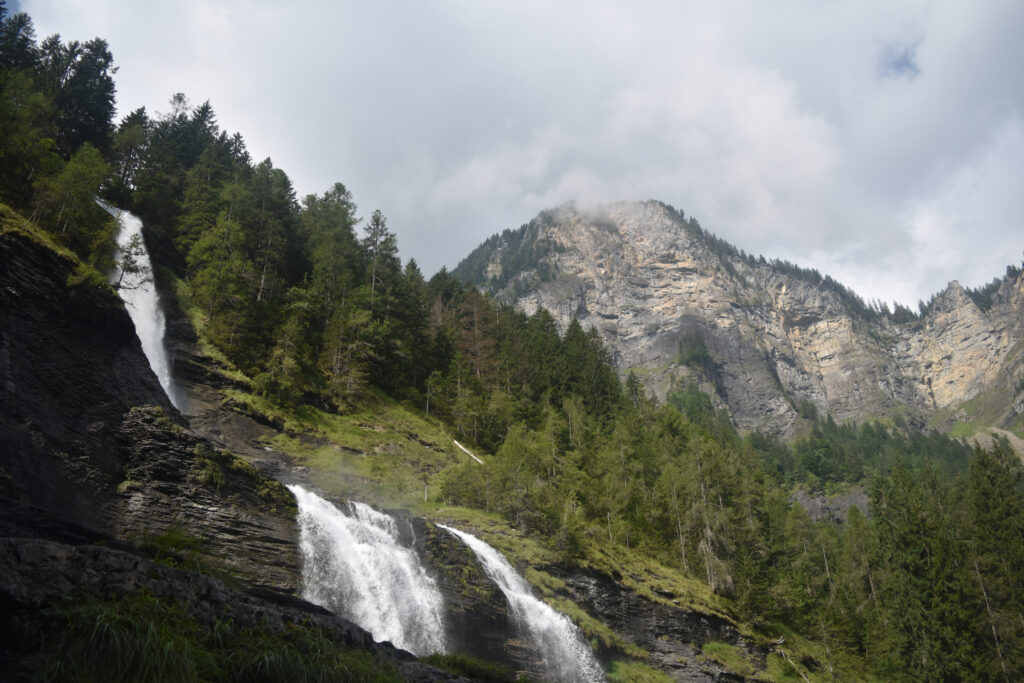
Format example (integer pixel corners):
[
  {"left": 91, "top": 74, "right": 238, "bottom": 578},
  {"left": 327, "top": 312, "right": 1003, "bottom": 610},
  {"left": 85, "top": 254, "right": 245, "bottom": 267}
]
[
  {"left": 2, "top": 205, "right": 880, "bottom": 680},
  {"left": 172, "top": 269, "right": 869, "bottom": 681}
]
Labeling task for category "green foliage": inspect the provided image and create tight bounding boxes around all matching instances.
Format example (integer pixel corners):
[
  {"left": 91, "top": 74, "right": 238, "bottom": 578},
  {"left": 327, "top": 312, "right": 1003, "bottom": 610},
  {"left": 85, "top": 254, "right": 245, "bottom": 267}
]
[
  {"left": 194, "top": 443, "right": 227, "bottom": 488},
  {"left": 699, "top": 641, "right": 756, "bottom": 677},
  {"left": 676, "top": 331, "right": 713, "bottom": 371},
  {"left": 110, "top": 232, "right": 152, "bottom": 290},
  {"left": 606, "top": 659, "right": 674, "bottom": 682},
  {"left": 794, "top": 397, "right": 818, "bottom": 421},
  {"left": 667, "top": 381, "right": 738, "bottom": 446},
  {"left": 422, "top": 653, "right": 516, "bottom": 682},
  {"left": 964, "top": 264, "right": 1022, "bottom": 311},
  {"left": 452, "top": 209, "right": 563, "bottom": 291},
  {"left": 750, "top": 415, "right": 973, "bottom": 486},
  {"left": 17, "top": 594, "right": 402, "bottom": 682},
  {"left": 30, "top": 143, "right": 118, "bottom": 266},
  {"left": 65, "top": 261, "right": 109, "bottom": 290},
  {"left": 38, "top": 35, "right": 117, "bottom": 157},
  {"left": 1, "top": 11, "right": 118, "bottom": 265}
]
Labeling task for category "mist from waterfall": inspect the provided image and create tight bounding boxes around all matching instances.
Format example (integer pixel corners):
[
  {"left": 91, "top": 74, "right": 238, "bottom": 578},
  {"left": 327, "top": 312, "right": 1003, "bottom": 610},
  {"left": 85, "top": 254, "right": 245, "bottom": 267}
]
[
  {"left": 102, "top": 202, "right": 185, "bottom": 410},
  {"left": 288, "top": 485, "right": 448, "bottom": 656},
  {"left": 439, "top": 524, "right": 605, "bottom": 682}
]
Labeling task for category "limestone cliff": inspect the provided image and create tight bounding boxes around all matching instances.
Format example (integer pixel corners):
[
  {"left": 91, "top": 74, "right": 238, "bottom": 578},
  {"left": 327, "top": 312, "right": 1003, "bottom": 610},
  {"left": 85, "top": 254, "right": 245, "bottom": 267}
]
[{"left": 455, "top": 200, "right": 1024, "bottom": 437}]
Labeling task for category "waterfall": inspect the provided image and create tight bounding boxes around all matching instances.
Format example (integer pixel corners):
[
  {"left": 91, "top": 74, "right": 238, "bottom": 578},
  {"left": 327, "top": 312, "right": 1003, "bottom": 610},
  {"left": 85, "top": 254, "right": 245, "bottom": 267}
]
[
  {"left": 288, "top": 485, "right": 448, "bottom": 656},
  {"left": 101, "top": 202, "right": 185, "bottom": 410},
  {"left": 439, "top": 525, "right": 605, "bottom": 683}
]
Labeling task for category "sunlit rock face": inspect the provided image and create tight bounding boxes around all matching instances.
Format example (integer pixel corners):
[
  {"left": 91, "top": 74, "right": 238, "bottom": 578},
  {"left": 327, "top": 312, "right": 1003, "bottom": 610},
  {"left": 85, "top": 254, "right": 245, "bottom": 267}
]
[{"left": 457, "top": 200, "right": 1024, "bottom": 437}]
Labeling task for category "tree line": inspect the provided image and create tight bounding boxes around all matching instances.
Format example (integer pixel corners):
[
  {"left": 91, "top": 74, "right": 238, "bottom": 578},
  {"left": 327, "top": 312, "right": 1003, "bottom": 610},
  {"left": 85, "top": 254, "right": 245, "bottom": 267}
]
[{"left": 3, "top": 7, "right": 1023, "bottom": 677}]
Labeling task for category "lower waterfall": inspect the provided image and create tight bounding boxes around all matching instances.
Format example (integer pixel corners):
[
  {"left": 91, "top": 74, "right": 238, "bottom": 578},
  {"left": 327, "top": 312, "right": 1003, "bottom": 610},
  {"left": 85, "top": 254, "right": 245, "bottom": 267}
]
[
  {"left": 288, "top": 485, "right": 447, "bottom": 656},
  {"left": 439, "top": 524, "right": 606, "bottom": 683}
]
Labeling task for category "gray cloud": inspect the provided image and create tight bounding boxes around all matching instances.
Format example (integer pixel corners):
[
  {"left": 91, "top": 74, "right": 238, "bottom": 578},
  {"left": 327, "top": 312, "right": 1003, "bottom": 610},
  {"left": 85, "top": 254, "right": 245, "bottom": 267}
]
[{"left": 25, "top": 0, "right": 1024, "bottom": 306}]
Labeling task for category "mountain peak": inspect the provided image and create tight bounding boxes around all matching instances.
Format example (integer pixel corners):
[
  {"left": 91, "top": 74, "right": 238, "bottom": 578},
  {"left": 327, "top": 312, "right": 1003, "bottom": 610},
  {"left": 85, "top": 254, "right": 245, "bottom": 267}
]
[{"left": 454, "top": 201, "right": 1024, "bottom": 437}]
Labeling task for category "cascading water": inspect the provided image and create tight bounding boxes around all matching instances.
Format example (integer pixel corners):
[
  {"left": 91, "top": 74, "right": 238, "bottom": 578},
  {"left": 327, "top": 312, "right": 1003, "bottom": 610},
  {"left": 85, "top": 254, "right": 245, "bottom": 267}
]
[
  {"left": 101, "top": 202, "right": 185, "bottom": 410},
  {"left": 439, "top": 525, "right": 605, "bottom": 683},
  {"left": 288, "top": 485, "right": 448, "bottom": 656}
]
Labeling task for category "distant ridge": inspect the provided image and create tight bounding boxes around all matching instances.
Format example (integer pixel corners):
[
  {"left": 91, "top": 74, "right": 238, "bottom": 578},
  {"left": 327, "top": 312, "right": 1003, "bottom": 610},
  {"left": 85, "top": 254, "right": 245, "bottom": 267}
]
[{"left": 454, "top": 200, "right": 1024, "bottom": 437}]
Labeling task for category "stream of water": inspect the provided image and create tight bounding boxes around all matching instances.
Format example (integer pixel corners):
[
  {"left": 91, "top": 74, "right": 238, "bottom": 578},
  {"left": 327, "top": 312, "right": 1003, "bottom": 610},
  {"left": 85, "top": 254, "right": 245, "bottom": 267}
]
[
  {"left": 288, "top": 485, "right": 448, "bottom": 656},
  {"left": 439, "top": 524, "right": 605, "bottom": 682},
  {"left": 102, "top": 203, "right": 185, "bottom": 410}
]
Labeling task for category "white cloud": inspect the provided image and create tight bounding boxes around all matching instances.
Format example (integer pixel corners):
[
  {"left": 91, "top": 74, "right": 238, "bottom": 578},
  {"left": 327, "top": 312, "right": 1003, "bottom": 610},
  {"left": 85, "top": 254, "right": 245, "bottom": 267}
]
[
  {"left": 22, "top": 0, "right": 1024, "bottom": 304},
  {"left": 904, "top": 117, "right": 1024, "bottom": 287}
]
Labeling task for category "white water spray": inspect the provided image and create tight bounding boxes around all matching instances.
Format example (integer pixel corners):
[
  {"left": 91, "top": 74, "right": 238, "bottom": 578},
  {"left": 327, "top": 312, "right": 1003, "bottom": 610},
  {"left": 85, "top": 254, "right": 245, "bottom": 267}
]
[
  {"left": 101, "top": 203, "right": 184, "bottom": 410},
  {"left": 439, "top": 525, "right": 605, "bottom": 682},
  {"left": 288, "top": 485, "right": 448, "bottom": 656}
]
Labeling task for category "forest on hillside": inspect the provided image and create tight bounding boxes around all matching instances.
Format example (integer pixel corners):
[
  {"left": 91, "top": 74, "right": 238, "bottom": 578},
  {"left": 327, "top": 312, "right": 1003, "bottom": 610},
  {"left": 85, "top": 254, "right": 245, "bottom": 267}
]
[{"left": 3, "top": 5, "right": 1024, "bottom": 679}]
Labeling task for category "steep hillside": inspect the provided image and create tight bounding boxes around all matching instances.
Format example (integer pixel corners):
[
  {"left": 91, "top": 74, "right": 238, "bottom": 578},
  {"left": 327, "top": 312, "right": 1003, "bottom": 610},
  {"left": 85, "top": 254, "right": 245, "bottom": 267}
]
[
  {"left": 455, "top": 200, "right": 1024, "bottom": 438},
  {"left": 0, "top": 208, "right": 469, "bottom": 682}
]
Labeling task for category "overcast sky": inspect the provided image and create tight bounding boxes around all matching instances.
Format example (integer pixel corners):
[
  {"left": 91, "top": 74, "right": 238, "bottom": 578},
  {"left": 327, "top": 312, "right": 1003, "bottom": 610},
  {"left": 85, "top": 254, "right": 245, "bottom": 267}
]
[{"left": 20, "top": 0, "right": 1024, "bottom": 306}]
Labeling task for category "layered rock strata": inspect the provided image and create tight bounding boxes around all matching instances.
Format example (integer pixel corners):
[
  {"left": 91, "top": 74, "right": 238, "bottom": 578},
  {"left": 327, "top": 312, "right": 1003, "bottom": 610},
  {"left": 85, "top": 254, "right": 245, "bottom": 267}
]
[
  {"left": 457, "top": 201, "right": 1024, "bottom": 437},
  {"left": 0, "top": 226, "right": 300, "bottom": 594}
]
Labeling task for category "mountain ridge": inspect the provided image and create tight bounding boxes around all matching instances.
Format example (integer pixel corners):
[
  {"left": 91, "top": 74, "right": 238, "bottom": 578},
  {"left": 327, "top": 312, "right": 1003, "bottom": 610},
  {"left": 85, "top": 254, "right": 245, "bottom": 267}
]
[{"left": 454, "top": 199, "right": 1024, "bottom": 438}]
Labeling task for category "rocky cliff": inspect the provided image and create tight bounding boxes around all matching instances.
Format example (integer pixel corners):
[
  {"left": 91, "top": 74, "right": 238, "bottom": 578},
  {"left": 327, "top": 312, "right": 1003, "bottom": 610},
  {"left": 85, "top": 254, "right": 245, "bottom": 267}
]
[
  {"left": 455, "top": 200, "right": 1024, "bottom": 438},
  {"left": 0, "top": 215, "right": 466, "bottom": 681},
  {"left": 0, "top": 222, "right": 301, "bottom": 593}
]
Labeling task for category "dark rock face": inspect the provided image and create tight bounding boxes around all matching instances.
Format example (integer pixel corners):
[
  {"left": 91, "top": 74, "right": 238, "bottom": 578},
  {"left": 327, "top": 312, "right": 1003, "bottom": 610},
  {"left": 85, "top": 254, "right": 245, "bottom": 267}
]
[
  {"left": 552, "top": 566, "right": 768, "bottom": 681},
  {"left": 0, "top": 223, "right": 470, "bottom": 682},
  {"left": 0, "top": 230, "right": 173, "bottom": 528},
  {"left": 0, "top": 229, "right": 302, "bottom": 595},
  {"left": 113, "top": 406, "right": 300, "bottom": 593},
  {"left": 415, "top": 520, "right": 531, "bottom": 672},
  {"left": 0, "top": 534, "right": 469, "bottom": 682}
]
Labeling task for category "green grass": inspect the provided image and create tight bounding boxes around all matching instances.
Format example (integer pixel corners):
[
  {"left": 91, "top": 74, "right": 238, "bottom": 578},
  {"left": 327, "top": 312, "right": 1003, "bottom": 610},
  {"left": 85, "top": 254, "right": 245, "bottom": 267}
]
[
  {"left": 699, "top": 641, "right": 756, "bottom": 677},
  {"left": 422, "top": 653, "right": 517, "bottom": 682},
  {"left": 0, "top": 203, "right": 111, "bottom": 292},
  {"left": 606, "top": 659, "right": 674, "bottom": 682},
  {"left": 431, "top": 504, "right": 566, "bottom": 567},
  {"left": 171, "top": 272, "right": 881, "bottom": 682},
  {"left": 17, "top": 593, "right": 402, "bottom": 682},
  {"left": 249, "top": 395, "right": 464, "bottom": 513},
  {"left": 0, "top": 203, "right": 76, "bottom": 260},
  {"left": 574, "top": 533, "right": 734, "bottom": 622},
  {"left": 761, "top": 652, "right": 805, "bottom": 682},
  {"left": 949, "top": 421, "right": 978, "bottom": 438},
  {"left": 171, "top": 275, "right": 253, "bottom": 388},
  {"left": 624, "top": 364, "right": 672, "bottom": 377}
]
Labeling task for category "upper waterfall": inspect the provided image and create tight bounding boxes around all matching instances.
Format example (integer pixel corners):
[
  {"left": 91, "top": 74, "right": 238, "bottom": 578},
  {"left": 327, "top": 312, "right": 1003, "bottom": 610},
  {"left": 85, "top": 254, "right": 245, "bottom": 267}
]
[
  {"left": 288, "top": 485, "right": 448, "bottom": 656},
  {"left": 439, "top": 524, "right": 605, "bottom": 682},
  {"left": 102, "top": 202, "right": 185, "bottom": 410}
]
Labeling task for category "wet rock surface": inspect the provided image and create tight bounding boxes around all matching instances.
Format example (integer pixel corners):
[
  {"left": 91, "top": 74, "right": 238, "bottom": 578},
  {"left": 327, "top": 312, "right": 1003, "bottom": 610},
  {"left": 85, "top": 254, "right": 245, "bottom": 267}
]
[
  {"left": 415, "top": 519, "right": 547, "bottom": 679},
  {"left": 552, "top": 565, "right": 767, "bottom": 681}
]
